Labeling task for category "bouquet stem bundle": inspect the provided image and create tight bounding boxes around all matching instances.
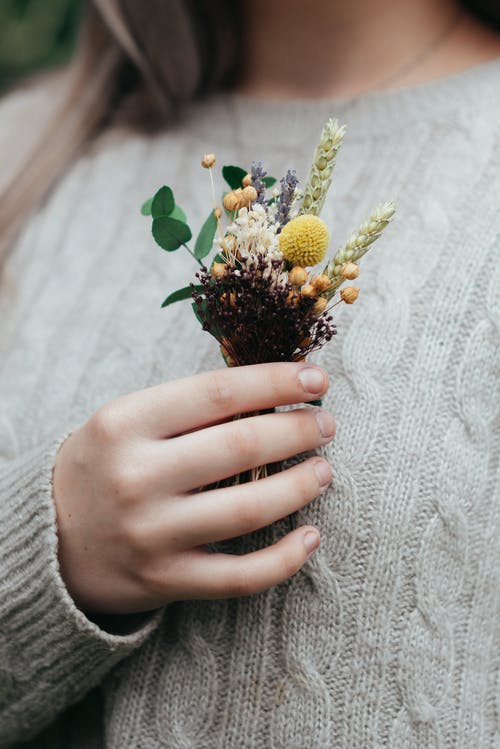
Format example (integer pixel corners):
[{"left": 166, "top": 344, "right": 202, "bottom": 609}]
[{"left": 142, "top": 119, "right": 396, "bottom": 505}]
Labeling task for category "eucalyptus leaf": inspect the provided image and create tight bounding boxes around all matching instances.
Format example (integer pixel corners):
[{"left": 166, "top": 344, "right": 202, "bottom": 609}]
[
  {"left": 161, "top": 284, "right": 203, "bottom": 308},
  {"left": 152, "top": 216, "right": 192, "bottom": 251},
  {"left": 151, "top": 186, "right": 175, "bottom": 218},
  {"left": 140, "top": 197, "right": 153, "bottom": 215},
  {"left": 191, "top": 299, "right": 206, "bottom": 327},
  {"left": 170, "top": 204, "right": 187, "bottom": 222},
  {"left": 222, "top": 165, "right": 247, "bottom": 190},
  {"left": 194, "top": 211, "right": 217, "bottom": 260},
  {"left": 262, "top": 176, "right": 277, "bottom": 188}
]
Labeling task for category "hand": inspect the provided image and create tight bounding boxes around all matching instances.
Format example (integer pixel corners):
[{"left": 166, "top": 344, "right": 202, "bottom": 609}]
[{"left": 52, "top": 362, "right": 335, "bottom": 615}]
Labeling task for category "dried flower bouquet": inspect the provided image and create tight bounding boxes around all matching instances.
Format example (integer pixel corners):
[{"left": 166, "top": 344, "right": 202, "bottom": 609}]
[{"left": 142, "top": 118, "right": 395, "bottom": 492}]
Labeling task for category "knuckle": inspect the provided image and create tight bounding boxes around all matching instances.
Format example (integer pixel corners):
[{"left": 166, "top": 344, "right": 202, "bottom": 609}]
[
  {"left": 205, "top": 371, "right": 234, "bottom": 410},
  {"left": 88, "top": 404, "right": 127, "bottom": 445},
  {"left": 108, "top": 461, "right": 145, "bottom": 505},
  {"left": 119, "top": 516, "right": 151, "bottom": 555},
  {"left": 228, "top": 420, "right": 260, "bottom": 464},
  {"left": 234, "top": 492, "right": 265, "bottom": 531},
  {"left": 231, "top": 564, "right": 254, "bottom": 597},
  {"left": 137, "top": 563, "right": 168, "bottom": 597},
  {"left": 267, "top": 366, "right": 286, "bottom": 401},
  {"left": 137, "top": 557, "right": 178, "bottom": 600},
  {"left": 295, "top": 465, "right": 318, "bottom": 504}
]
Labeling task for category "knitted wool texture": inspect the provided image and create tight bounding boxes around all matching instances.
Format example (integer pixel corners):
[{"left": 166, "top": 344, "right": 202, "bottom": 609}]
[{"left": 0, "top": 58, "right": 499, "bottom": 748}]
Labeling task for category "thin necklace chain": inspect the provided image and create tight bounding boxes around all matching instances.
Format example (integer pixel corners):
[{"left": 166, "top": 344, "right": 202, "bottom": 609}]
[{"left": 358, "top": 6, "right": 466, "bottom": 97}]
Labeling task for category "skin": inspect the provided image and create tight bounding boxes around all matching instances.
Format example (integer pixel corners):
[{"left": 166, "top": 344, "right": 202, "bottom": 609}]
[
  {"left": 54, "top": 0, "right": 500, "bottom": 616},
  {"left": 53, "top": 363, "right": 334, "bottom": 614},
  {"left": 238, "top": 0, "right": 500, "bottom": 99}
]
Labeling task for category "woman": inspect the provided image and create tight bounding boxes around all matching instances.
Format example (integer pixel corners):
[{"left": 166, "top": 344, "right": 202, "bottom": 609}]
[{"left": 1, "top": 0, "right": 499, "bottom": 746}]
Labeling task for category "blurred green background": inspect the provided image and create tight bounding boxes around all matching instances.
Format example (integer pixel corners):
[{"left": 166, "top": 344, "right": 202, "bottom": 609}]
[{"left": 0, "top": 0, "right": 85, "bottom": 91}]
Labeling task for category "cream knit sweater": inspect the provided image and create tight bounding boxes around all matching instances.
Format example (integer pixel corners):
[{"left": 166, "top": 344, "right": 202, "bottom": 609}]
[{"left": 1, "top": 59, "right": 499, "bottom": 748}]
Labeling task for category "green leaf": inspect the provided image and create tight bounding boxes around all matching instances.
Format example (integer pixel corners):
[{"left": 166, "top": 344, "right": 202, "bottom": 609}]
[
  {"left": 140, "top": 197, "right": 153, "bottom": 215},
  {"left": 194, "top": 211, "right": 217, "bottom": 260},
  {"left": 152, "top": 217, "right": 192, "bottom": 251},
  {"left": 263, "top": 176, "right": 277, "bottom": 188},
  {"left": 222, "top": 165, "right": 247, "bottom": 190},
  {"left": 151, "top": 186, "right": 175, "bottom": 218},
  {"left": 161, "top": 284, "right": 203, "bottom": 308},
  {"left": 170, "top": 204, "right": 187, "bottom": 222},
  {"left": 191, "top": 299, "right": 206, "bottom": 327}
]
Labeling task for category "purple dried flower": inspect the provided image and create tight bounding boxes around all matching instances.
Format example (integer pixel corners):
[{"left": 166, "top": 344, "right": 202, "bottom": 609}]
[
  {"left": 193, "top": 257, "right": 336, "bottom": 366},
  {"left": 250, "top": 161, "right": 268, "bottom": 205},
  {"left": 276, "top": 169, "right": 299, "bottom": 231}
]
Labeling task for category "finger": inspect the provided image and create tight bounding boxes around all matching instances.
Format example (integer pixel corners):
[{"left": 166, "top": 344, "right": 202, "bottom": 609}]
[
  {"left": 120, "top": 362, "right": 329, "bottom": 438},
  {"left": 151, "top": 458, "right": 331, "bottom": 549},
  {"left": 175, "top": 525, "right": 321, "bottom": 599},
  {"left": 158, "top": 407, "right": 335, "bottom": 492}
]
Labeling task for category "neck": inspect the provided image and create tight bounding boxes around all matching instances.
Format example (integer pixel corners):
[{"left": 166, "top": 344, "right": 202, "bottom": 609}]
[{"left": 236, "top": 0, "right": 500, "bottom": 99}]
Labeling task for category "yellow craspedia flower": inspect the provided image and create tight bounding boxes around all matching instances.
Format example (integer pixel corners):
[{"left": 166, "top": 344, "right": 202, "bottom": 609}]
[{"left": 279, "top": 215, "right": 330, "bottom": 267}]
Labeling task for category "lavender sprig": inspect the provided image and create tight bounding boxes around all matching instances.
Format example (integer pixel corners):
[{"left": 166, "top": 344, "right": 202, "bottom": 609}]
[
  {"left": 250, "top": 161, "right": 268, "bottom": 205},
  {"left": 276, "top": 169, "right": 299, "bottom": 231}
]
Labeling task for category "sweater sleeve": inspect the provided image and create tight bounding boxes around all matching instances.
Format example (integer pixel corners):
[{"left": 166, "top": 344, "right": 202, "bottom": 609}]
[{"left": 0, "top": 437, "right": 162, "bottom": 746}]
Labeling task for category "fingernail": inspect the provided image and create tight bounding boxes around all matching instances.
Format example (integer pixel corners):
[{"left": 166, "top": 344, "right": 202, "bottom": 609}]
[
  {"left": 303, "top": 530, "right": 320, "bottom": 555},
  {"left": 313, "top": 460, "right": 332, "bottom": 488},
  {"left": 314, "top": 408, "right": 336, "bottom": 439},
  {"left": 298, "top": 366, "right": 326, "bottom": 395}
]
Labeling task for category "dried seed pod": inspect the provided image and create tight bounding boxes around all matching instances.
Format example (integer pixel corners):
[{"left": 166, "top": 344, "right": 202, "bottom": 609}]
[
  {"left": 313, "top": 296, "right": 328, "bottom": 315},
  {"left": 301, "top": 284, "right": 318, "bottom": 299},
  {"left": 341, "top": 262, "right": 359, "bottom": 280},
  {"left": 214, "top": 206, "right": 222, "bottom": 219},
  {"left": 220, "top": 291, "right": 237, "bottom": 306},
  {"left": 311, "top": 274, "right": 332, "bottom": 292},
  {"left": 288, "top": 266, "right": 309, "bottom": 287},
  {"left": 241, "top": 185, "right": 258, "bottom": 204},
  {"left": 223, "top": 191, "right": 240, "bottom": 212},
  {"left": 340, "top": 286, "right": 359, "bottom": 304},
  {"left": 201, "top": 153, "right": 216, "bottom": 169},
  {"left": 211, "top": 262, "right": 227, "bottom": 279},
  {"left": 242, "top": 173, "right": 253, "bottom": 187},
  {"left": 286, "top": 290, "right": 300, "bottom": 306}
]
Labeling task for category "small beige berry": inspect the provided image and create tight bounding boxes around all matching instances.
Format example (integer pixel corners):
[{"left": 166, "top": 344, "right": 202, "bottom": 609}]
[
  {"left": 288, "top": 266, "right": 309, "bottom": 287},
  {"left": 241, "top": 185, "right": 258, "bottom": 204},
  {"left": 313, "top": 296, "right": 328, "bottom": 315},
  {"left": 211, "top": 262, "right": 227, "bottom": 279},
  {"left": 340, "top": 286, "right": 359, "bottom": 304},
  {"left": 311, "top": 274, "right": 332, "bottom": 292},
  {"left": 214, "top": 206, "right": 222, "bottom": 219},
  {"left": 220, "top": 291, "right": 237, "bottom": 306},
  {"left": 223, "top": 191, "right": 240, "bottom": 212},
  {"left": 242, "top": 173, "right": 253, "bottom": 187},
  {"left": 301, "top": 284, "right": 318, "bottom": 299},
  {"left": 201, "top": 153, "right": 216, "bottom": 169},
  {"left": 341, "top": 262, "right": 359, "bottom": 280}
]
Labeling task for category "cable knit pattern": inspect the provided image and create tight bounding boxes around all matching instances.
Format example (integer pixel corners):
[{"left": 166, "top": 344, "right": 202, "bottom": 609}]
[{"left": 1, "top": 59, "right": 499, "bottom": 747}]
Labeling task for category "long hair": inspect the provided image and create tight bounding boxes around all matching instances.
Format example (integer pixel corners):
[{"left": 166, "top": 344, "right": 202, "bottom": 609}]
[
  {"left": 0, "top": 0, "right": 499, "bottom": 264},
  {"left": 0, "top": 0, "right": 241, "bottom": 263}
]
